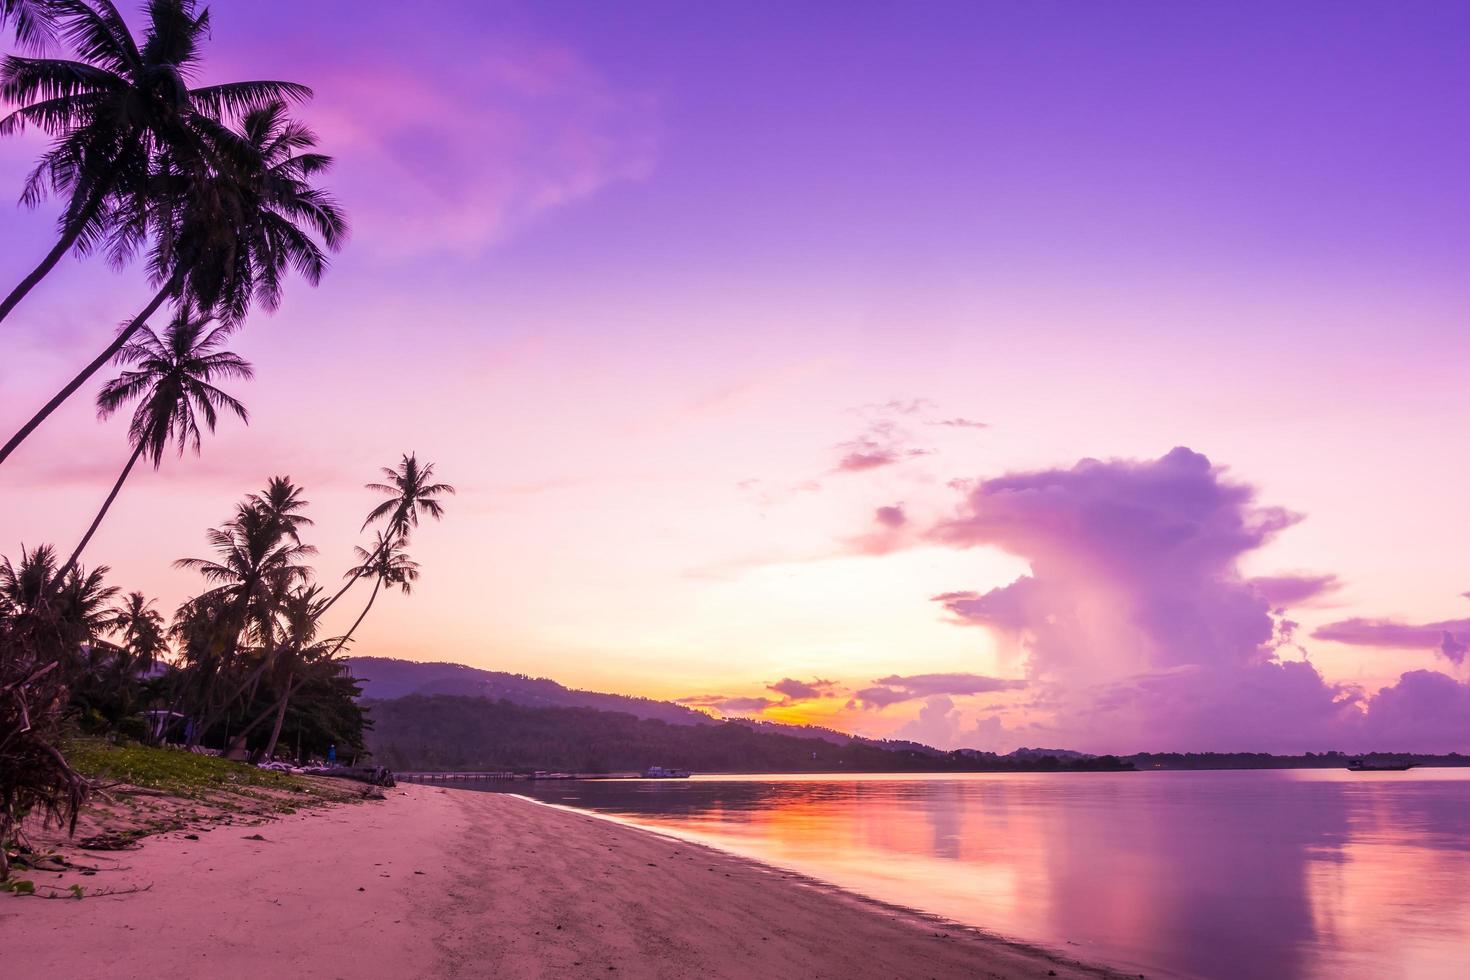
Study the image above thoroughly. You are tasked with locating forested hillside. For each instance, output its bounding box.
[365,695,1132,773]
[347,657,711,725]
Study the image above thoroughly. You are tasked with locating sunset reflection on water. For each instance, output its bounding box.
[503,770,1470,979]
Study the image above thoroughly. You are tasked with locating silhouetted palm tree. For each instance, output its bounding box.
[322,455,452,614]
[0,0,55,48]
[0,544,59,622]
[108,590,165,676]
[0,0,310,324]
[0,545,112,647]
[329,532,418,657]
[0,60,341,470]
[248,476,313,544]
[174,501,312,742]
[256,583,325,760]
[54,309,251,584]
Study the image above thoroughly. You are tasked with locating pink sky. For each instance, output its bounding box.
[2,1,1469,752]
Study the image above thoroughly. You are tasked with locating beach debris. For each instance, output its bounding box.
[242,833,267,841]
[77,831,144,851]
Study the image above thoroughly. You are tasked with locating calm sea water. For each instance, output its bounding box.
[492,769,1470,979]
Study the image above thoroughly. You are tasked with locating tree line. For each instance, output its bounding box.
[0,2,451,879]
[367,695,1134,774]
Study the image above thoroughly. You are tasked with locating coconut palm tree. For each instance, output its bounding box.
[0,0,311,324]
[0,545,113,648]
[321,455,452,614]
[53,309,251,585]
[328,532,418,657]
[108,590,165,676]
[174,501,312,743]
[1,0,56,49]
[254,583,325,760]
[0,79,341,470]
[248,476,313,544]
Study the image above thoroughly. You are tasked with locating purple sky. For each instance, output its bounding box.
[2,1,1469,751]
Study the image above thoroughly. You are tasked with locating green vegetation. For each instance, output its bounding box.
[368,695,1134,774]
[65,740,307,797]
[0,3,452,879]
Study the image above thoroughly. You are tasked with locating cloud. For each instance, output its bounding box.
[1249,573,1341,610]
[851,672,1026,709]
[874,505,908,529]
[1312,616,1470,666]
[1361,670,1470,749]
[767,677,838,701]
[929,418,989,430]
[833,419,930,475]
[843,504,914,557]
[677,694,776,715]
[311,42,658,258]
[926,447,1470,751]
[679,676,840,718]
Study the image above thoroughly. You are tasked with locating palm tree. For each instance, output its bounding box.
[248,476,313,544]
[174,501,312,743]
[255,583,324,760]
[0,64,341,470]
[108,590,165,676]
[321,455,452,615]
[0,0,56,49]
[0,0,311,324]
[52,561,117,643]
[328,532,418,657]
[53,309,250,585]
[0,545,113,648]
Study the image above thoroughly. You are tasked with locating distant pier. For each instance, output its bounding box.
[397,771,518,784]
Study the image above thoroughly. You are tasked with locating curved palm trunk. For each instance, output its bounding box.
[0,280,174,467]
[318,508,404,616]
[260,670,296,761]
[53,443,145,586]
[229,671,301,758]
[0,184,109,326]
[330,577,381,657]
[0,228,83,325]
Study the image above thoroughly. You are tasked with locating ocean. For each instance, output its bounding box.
[495,768,1470,979]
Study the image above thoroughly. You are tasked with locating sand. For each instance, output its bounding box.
[0,784,1129,979]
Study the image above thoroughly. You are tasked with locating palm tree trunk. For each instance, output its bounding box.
[0,184,109,326]
[329,577,381,657]
[0,279,174,468]
[53,443,145,586]
[229,672,301,757]
[260,669,295,761]
[318,508,404,616]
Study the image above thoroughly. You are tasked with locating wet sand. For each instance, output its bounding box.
[0,784,1129,978]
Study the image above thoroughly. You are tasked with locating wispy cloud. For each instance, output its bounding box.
[310,42,658,258]
[1313,615,1470,666]
[850,672,1026,709]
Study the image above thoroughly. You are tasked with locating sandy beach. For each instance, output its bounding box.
[0,784,1128,979]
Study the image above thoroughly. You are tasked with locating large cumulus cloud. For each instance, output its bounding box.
[928,447,1470,752]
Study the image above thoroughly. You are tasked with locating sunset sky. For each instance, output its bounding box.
[2,1,1468,753]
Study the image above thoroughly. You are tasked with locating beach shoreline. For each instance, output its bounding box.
[1,784,1134,978]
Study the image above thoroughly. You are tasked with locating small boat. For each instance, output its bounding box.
[1346,759,1417,772]
[642,766,691,779]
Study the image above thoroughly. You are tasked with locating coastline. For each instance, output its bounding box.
[1,784,1135,978]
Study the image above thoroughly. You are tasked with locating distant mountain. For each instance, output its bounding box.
[345,657,712,727]
[364,694,1134,774]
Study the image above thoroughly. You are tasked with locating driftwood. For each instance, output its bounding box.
[311,765,396,788]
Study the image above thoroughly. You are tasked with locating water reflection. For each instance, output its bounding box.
[489,770,1470,979]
